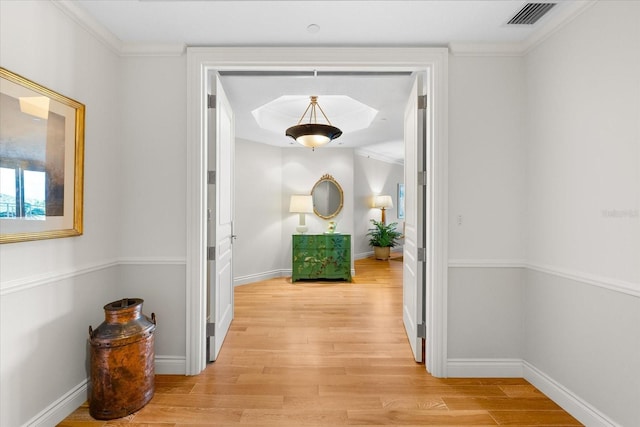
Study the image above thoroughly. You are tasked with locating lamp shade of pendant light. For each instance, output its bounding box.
[285,96,342,149]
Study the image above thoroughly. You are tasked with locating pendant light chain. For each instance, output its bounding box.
[295,96,333,126]
[314,99,333,126]
[286,95,342,148]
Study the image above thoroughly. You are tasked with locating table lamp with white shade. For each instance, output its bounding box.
[289,195,314,233]
[373,195,393,224]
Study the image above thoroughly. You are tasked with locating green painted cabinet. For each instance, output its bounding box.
[292,234,351,282]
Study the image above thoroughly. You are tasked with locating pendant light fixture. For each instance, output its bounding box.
[285,96,342,149]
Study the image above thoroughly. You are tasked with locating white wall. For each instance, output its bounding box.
[525,2,640,283]
[448,56,526,262]
[0,2,122,425]
[447,54,527,369]
[281,147,355,271]
[234,142,405,282]
[523,2,640,426]
[119,56,187,259]
[118,56,188,370]
[234,138,283,283]
[353,154,404,257]
[3,2,638,426]
[0,1,122,282]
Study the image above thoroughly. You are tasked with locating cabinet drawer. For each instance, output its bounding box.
[292,234,351,282]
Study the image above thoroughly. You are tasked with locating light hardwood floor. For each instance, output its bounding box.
[60,254,582,426]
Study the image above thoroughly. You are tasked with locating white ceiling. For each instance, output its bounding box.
[70,0,591,163]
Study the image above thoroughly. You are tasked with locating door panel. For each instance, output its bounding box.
[403,75,425,363]
[207,73,235,362]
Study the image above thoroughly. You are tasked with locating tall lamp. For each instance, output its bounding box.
[373,195,393,224]
[289,195,314,234]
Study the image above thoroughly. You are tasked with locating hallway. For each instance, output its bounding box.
[60,255,581,426]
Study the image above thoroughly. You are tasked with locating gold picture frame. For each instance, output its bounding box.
[0,68,85,243]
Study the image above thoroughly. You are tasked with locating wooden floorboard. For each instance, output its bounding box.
[59,254,582,426]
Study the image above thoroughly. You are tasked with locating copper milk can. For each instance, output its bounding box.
[89,298,156,420]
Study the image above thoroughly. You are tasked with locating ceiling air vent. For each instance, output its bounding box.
[507,3,556,25]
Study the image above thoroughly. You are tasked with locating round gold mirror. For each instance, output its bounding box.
[311,174,344,219]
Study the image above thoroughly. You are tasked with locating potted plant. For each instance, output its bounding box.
[367,219,402,260]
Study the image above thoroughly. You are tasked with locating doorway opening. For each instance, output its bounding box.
[186,47,449,378]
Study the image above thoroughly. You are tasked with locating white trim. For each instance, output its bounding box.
[426,49,449,378]
[449,43,525,57]
[450,1,598,57]
[118,257,187,265]
[524,361,621,427]
[0,259,119,296]
[53,1,184,57]
[23,353,185,426]
[0,258,190,296]
[520,0,599,55]
[185,52,208,376]
[354,148,404,166]
[155,355,187,375]
[447,260,639,298]
[354,248,402,261]
[120,43,186,57]
[526,262,640,298]
[234,269,287,286]
[354,251,374,260]
[24,380,87,427]
[447,358,623,426]
[51,0,123,55]
[186,46,449,378]
[53,0,596,59]
[447,358,524,378]
[448,259,526,268]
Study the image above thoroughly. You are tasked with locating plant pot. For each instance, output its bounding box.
[373,246,391,260]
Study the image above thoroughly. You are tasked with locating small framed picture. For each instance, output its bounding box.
[397,183,405,219]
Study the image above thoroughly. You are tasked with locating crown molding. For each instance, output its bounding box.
[120,43,186,57]
[54,0,598,58]
[52,0,185,57]
[450,0,598,57]
[449,42,526,57]
[51,0,123,55]
[520,0,598,55]
[355,148,404,166]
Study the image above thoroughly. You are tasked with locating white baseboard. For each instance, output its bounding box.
[234,269,288,286]
[355,248,403,261]
[448,259,526,268]
[25,355,185,426]
[523,361,621,427]
[155,355,186,375]
[447,358,524,378]
[25,380,88,427]
[448,359,621,426]
[354,251,373,260]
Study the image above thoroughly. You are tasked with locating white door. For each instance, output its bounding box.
[403,75,426,362]
[206,73,235,362]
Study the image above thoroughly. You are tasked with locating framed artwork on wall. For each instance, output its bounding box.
[0,68,85,243]
[397,183,405,219]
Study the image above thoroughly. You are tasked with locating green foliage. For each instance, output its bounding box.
[366,219,402,247]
